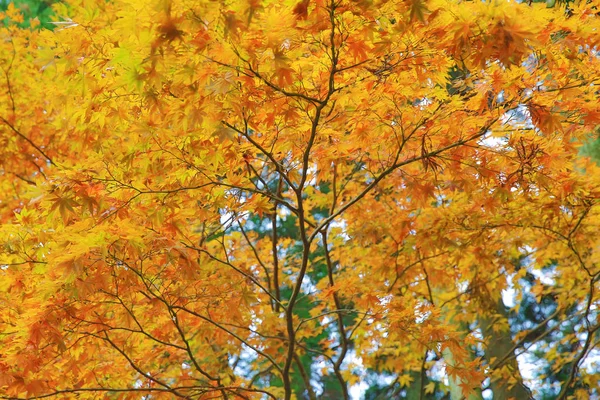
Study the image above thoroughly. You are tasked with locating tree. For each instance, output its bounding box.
[1,0,600,399]
[0,0,60,29]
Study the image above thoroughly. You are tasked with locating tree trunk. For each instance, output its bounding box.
[479,300,533,400]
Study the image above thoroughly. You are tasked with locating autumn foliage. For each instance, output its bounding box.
[1,0,600,399]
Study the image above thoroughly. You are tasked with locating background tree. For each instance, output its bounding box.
[0,0,59,28]
[1,0,600,399]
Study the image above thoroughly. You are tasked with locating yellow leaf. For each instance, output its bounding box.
[398,374,414,388]
[425,381,436,394]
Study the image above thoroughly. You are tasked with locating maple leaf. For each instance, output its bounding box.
[293,0,310,20]
[222,10,245,37]
[528,103,563,134]
[425,381,436,394]
[347,40,371,62]
[49,194,80,223]
[272,49,295,87]
[398,373,414,387]
[407,0,428,22]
